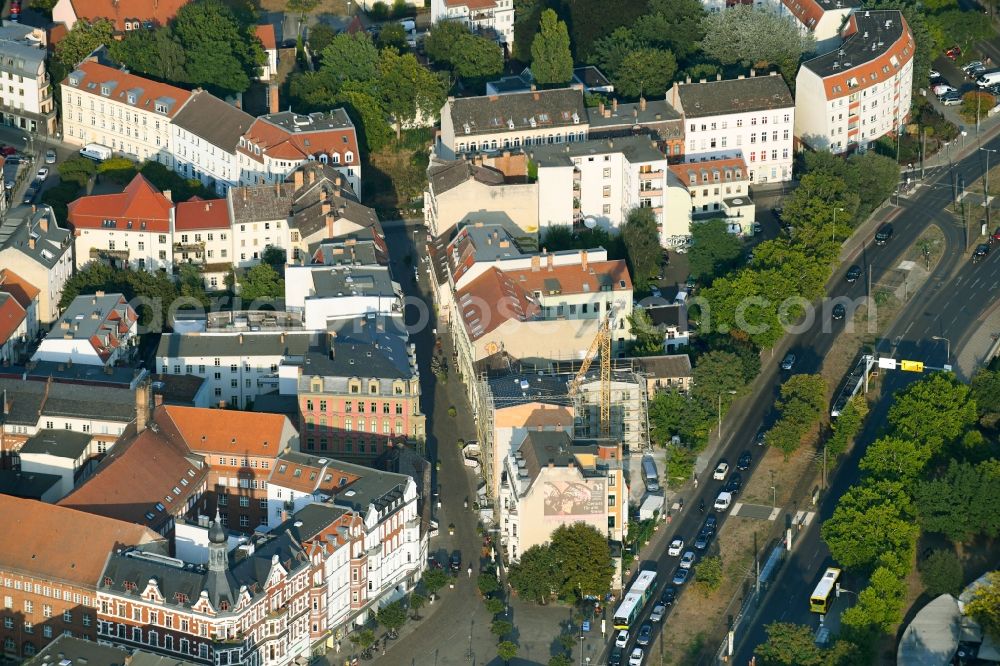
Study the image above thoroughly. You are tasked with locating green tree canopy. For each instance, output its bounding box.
[508,544,556,603]
[587,27,639,78]
[308,22,337,53]
[965,571,1000,639]
[775,374,827,431]
[58,156,97,187]
[691,349,751,410]
[820,480,918,571]
[840,565,907,632]
[239,263,284,300]
[320,33,380,86]
[55,18,115,67]
[421,568,448,596]
[376,49,447,139]
[887,373,978,453]
[753,622,826,666]
[844,152,900,224]
[530,9,573,86]
[858,436,931,483]
[425,21,504,80]
[918,549,964,597]
[376,600,407,635]
[108,28,187,82]
[549,523,613,601]
[626,308,665,357]
[645,0,706,60]
[171,0,264,96]
[622,207,662,290]
[649,389,711,448]
[496,640,518,664]
[971,367,1000,423]
[695,555,723,594]
[60,262,179,328]
[377,23,408,51]
[688,219,745,283]
[613,47,677,99]
[913,460,1000,542]
[700,5,814,78]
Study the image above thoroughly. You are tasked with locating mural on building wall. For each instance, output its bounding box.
[542,479,605,517]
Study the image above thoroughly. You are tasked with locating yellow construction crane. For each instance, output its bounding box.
[569,304,618,439]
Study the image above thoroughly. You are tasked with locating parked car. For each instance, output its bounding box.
[846,264,862,283]
[45,149,56,164]
[22,185,37,204]
[637,624,653,647]
[963,60,984,72]
[449,550,461,572]
[946,45,962,59]
[679,551,696,569]
[929,68,941,79]
[35,167,49,181]
[832,303,847,320]
[973,243,990,263]
[672,567,690,585]
[615,630,629,649]
[629,647,644,666]
[694,528,714,551]
[649,603,667,623]
[724,473,743,495]
[667,538,684,557]
[967,65,987,79]
[933,83,957,96]
[0,145,16,157]
[714,491,733,512]
[781,353,796,371]
[704,515,718,532]
[991,227,1000,242]
[753,429,767,446]
[712,460,729,481]
[609,646,624,666]
[737,451,752,471]
[3,180,12,190]
[940,92,962,106]
[660,587,677,605]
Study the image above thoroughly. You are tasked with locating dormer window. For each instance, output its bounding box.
[344,151,353,164]
[101,85,111,96]
[155,102,168,113]
[127,93,136,104]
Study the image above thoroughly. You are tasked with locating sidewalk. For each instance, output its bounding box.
[954,300,1000,381]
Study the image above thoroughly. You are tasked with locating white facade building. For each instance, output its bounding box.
[429,0,515,45]
[795,9,914,153]
[0,24,57,134]
[0,205,74,326]
[33,292,137,367]
[171,90,255,196]
[285,265,402,331]
[668,156,756,234]
[667,73,796,184]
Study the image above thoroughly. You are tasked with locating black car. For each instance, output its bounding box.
[832,303,847,320]
[637,623,653,646]
[694,528,714,551]
[845,264,862,283]
[660,586,677,605]
[724,472,743,495]
[737,451,751,471]
[449,550,461,572]
[973,243,990,263]
[704,515,718,532]
[22,185,37,205]
[874,224,893,246]
[609,646,624,666]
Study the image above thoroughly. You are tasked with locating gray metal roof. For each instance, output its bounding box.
[586,98,681,130]
[428,160,505,195]
[485,372,571,407]
[172,90,255,152]
[27,635,170,666]
[269,502,348,544]
[19,428,93,459]
[299,317,415,381]
[672,74,794,118]
[309,265,397,299]
[0,376,137,425]
[156,331,318,359]
[0,468,61,499]
[632,354,692,378]
[526,134,665,167]
[261,109,354,133]
[0,31,46,79]
[274,449,411,516]
[448,87,587,137]
[0,204,72,270]
[802,9,908,79]
[47,292,130,343]
[897,594,961,666]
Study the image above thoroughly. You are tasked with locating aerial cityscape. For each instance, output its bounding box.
[0,0,997,664]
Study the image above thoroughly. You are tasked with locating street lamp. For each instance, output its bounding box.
[717,390,737,435]
[932,335,951,364]
[832,206,845,243]
[980,147,999,229]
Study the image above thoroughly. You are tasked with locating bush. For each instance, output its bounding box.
[58,156,96,187]
[695,555,723,594]
[368,1,389,20]
[477,573,499,596]
[485,597,505,615]
[919,549,964,597]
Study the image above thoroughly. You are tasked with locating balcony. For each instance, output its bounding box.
[639,188,663,197]
[638,170,663,181]
[90,247,129,260]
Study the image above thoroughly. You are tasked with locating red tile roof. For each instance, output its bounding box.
[0,293,26,345]
[819,14,914,99]
[0,268,41,310]
[779,0,825,31]
[174,198,230,231]
[445,0,497,8]
[67,61,192,120]
[239,117,360,167]
[0,495,163,587]
[255,23,276,50]
[161,405,291,458]
[504,258,633,296]
[669,156,748,188]
[66,0,190,32]
[455,267,539,341]
[67,173,173,233]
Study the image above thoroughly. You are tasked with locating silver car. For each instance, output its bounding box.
[780,353,796,370]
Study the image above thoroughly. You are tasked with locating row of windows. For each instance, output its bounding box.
[305,400,407,415]
[1,581,89,607]
[457,130,587,153]
[305,417,405,435]
[688,113,791,132]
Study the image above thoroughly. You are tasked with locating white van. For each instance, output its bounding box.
[977,71,1000,88]
[714,491,733,512]
[79,143,112,161]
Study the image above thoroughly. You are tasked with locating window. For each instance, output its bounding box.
[24,600,32,613]
[602,185,611,198]
[239,496,250,507]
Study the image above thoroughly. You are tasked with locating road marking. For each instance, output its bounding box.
[732,502,744,513]
[793,510,817,527]
[902,322,914,338]
[769,508,781,521]
[971,278,981,289]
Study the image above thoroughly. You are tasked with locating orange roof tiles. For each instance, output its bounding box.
[161,405,290,458]
[669,156,748,188]
[0,268,40,309]
[174,198,230,231]
[0,495,162,586]
[0,293,26,345]
[455,267,539,341]
[270,456,361,495]
[779,0,825,31]
[67,174,173,233]
[66,0,189,31]
[813,14,914,99]
[255,24,276,50]
[504,259,633,296]
[67,61,192,120]
[238,116,360,167]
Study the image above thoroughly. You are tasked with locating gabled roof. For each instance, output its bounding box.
[447,87,587,137]
[65,61,191,119]
[174,197,230,231]
[454,267,539,341]
[63,0,189,31]
[255,23,276,50]
[0,204,72,270]
[0,292,26,345]
[171,90,255,153]
[669,156,748,189]
[632,354,692,378]
[503,258,633,297]
[160,404,292,458]
[0,267,40,309]
[238,111,359,166]
[67,173,173,233]
[428,159,505,195]
[0,493,162,586]
[668,74,794,118]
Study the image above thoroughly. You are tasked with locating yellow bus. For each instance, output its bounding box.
[810,567,841,614]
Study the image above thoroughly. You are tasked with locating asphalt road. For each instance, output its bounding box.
[606,132,1000,665]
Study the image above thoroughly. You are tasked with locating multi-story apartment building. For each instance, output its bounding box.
[52,0,188,32]
[0,204,73,325]
[573,368,649,452]
[429,0,515,46]
[666,73,796,184]
[498,432,627,581]
[32,292,137,367]
[237,111,361,196]
[96,515,313,666]
[795,9,913,154]
[286,319,424,460]
[173,196,232,290]
[667,156,755,234]
[29,635,201,666]
[527,135,679,242]
[0,269,39,346]
[61,61,191,163]
[171,90,254,196]
[67,174,174,271]
[585,97,685,160]
[156,331,316,409]
[437,88,588,160]
[284,265,401,330]
[0,495,164,662]
[0,292,28,366]
[768,0,858,54]
[0,24,56,134]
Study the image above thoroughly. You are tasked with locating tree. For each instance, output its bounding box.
[549,524,613,601]
[530,9,573,86]
[887,373,977,453]
[560,0,648,62]
[308,22,337,53]
[691,350,751,408]
[239,263,284,300]
[645,0,706,61]
[613,48,677,99]
[376,49,447,139]
[377,23,408,51]
[287,0,320,16]
[55,18,115,67]
[844,152,900,224]
[376,600,407,637]
[840,565,907,632]
[477,573,499,597]
[622,207,662,289]
[422,568,448,599]
[548,655,573,666]
[485,597,505,615]
[425,21,504,80]
[914,460,1000,542]
[171,0,264,96]
[965,571,1000,639]
[58,156,96,187]
[688,219,745,283]
[509,544,556,603]
[512,0,544,63]
[918,549,964,597]
[496,640,518,665]
[408,592,427,619]
[491,619,514,640]
[826,394,868,458]
[649,389,712,449]
[775,374,826,431]
[701,6,814,77]
[960,91,996,124]
[320,33,379,87]
[336,85,394,153]
[626,308,665,357]
[820,480,918,571]
[858,436,931,483]
[695,555,723,594]
[178,263,209,304]
[588,28,639,78]
[754,622,826,666]
[925,9,994,53]
[59,262,179,328]
[971,368,1000,420]
[349,628,376,654]
[96,157,139,185]
[109,28,187,82]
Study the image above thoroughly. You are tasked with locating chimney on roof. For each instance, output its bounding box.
[38,213,48,233]
[238,333,244,345]
[598,102,605,115]
[319,188,327,202]
[309,169,316,185]
[28,237,34,250]
[335,175,342,187]
[327,330,336,359]
[530,84,537,92]
[294,170,304,191]
[326,213,334,238]
[581,249,588,272]
[268,83,280,115]
[685,75,691,84]
[135,379,151,434]
[95,290,105,297]
[546,253,553,271]
[31,205,36,214]
[531,255,540,272]
[321,202,331,216]
[717,72,722,81]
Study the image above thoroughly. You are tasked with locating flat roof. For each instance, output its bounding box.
[526,134,665,167]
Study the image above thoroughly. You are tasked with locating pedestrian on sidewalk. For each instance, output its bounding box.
[467,565,473,578]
